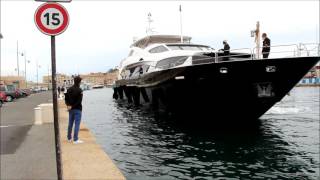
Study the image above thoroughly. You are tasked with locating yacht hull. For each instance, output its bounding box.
[114,57,319,120]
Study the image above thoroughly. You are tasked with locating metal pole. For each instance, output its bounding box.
[48,65,50,90]
[17,41,20,76]
[179,5,183,43]
[51,35,63,180]
[36,61,39,87]
[255,21,260,59]
[24,53,27,88]
[0,33,3,84]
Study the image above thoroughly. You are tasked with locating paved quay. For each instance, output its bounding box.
[1,91,125,180]
[0,91,57,180]
[58,100,126,180]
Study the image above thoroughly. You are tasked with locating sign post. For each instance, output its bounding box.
[35,3,69,180]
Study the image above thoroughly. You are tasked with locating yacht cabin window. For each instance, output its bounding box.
[122,64,151,79]
[130,65,150,78]
[149,45,169,53]
[156,56,188,69]
[167,45,212,51]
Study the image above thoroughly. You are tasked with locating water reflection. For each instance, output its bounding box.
[83,88,319,180]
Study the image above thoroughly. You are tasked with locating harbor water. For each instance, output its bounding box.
[82,87,319,179]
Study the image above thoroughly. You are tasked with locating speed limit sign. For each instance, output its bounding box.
[34,3,69,180]
[35,3,69,36]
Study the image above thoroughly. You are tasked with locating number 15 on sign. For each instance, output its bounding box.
[35,3,69,36]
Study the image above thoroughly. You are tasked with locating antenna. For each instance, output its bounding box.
[252,21,260,59]
[146,13,155,35]
[179,5,183,43]
[316,23,319,44]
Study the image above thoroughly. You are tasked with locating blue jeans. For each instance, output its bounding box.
[67,109,82,141]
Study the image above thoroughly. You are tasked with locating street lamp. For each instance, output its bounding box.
[20,52,31,88]
[17,41,20,76]
[36,61,41,88]
[47,66,51,90]
[16,42,26,77]
[0,33,3,83]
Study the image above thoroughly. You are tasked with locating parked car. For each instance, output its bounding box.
[31,87,41,93]
[16,89,28,97]
[21,89,32,96]
[0,91,6,107]
[40,87,49,91]
[15,89,23,98]
[0,85,18,102]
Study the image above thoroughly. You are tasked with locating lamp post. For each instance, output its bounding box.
[36,61,41,88]
[16,41,20,76]
[0,33,3,83]
[48,66,52,90]
[21,52,30,88]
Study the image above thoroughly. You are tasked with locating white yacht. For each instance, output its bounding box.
[113,34,319,121]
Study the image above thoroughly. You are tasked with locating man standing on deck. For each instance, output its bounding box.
[65,76,83,144]
[262,33,271,58]
[220,40,230,61]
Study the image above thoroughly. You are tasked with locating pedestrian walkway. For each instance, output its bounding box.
[58,100,126,180]
[0,92,57,179]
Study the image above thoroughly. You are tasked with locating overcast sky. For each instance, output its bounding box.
[0,0,319,82]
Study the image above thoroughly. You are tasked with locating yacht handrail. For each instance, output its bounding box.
[193,43,319,63]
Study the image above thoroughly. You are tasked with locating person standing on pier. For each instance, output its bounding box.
[262,33,271,58]
[58,86,61,98]
[65,76,84,144]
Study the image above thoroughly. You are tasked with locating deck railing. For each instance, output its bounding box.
[215,43,320,62]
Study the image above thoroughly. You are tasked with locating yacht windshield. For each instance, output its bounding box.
[149,45,169,53]
[167,45,211,51]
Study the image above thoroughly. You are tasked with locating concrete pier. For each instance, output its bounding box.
[0,92,57,179]
[1,92,125,180]
[58,100,126,180]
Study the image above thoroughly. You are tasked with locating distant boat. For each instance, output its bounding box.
[92,84,104,89]
[105,84,114,88]
[80,83,91,91]
[297,77,320,86]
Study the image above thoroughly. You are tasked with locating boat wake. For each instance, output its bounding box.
[266,106,310,115]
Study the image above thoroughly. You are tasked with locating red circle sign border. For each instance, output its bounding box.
[35,3,69,36]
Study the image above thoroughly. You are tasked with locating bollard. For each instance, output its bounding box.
[34,107,42,125]
[38,103,53,123]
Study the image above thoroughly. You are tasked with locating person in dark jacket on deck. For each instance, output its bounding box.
[220,40,230,61]
[65,76,83,144]
[262,33,271,58]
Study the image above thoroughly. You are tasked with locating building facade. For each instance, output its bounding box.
[43,73,74,88]
[0,76,26,88]
[80,71,118,86]
[42,70,119,88]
